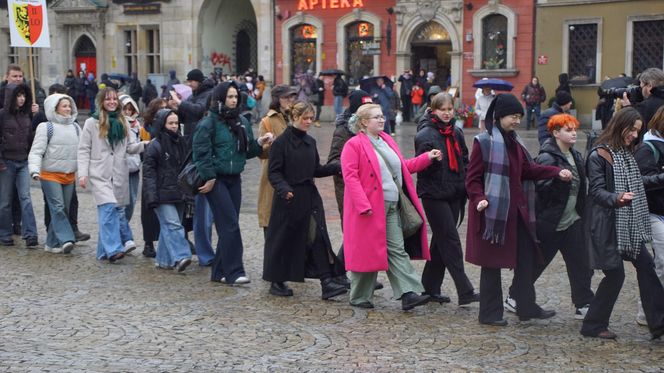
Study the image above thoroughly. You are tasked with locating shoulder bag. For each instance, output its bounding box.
[372,142,423,238]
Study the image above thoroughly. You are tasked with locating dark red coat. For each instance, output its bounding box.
[465,138,560,269]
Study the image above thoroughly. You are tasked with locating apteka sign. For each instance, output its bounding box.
[8,0,50,48]
[298,0,364,11]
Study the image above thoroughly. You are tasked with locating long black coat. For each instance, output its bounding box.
[535,138,586,241]
[634,138,664,216]
[585,146,664,270]
[263,126,342,282]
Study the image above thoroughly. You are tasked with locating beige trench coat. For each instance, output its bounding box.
[257,109,288,227]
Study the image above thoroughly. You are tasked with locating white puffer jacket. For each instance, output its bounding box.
[28,94,81,177]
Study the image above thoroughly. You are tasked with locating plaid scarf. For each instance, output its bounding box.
[608,147,652,259]
[477,130,537,245]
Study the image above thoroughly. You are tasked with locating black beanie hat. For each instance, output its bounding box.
[348,89,373,114]
[485,93,523,134]
[186,69,205,83]
[555,91,573,106]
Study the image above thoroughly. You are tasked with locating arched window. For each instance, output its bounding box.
[481,14,507,70]
[345,21,375,86]
[290,23,317,84]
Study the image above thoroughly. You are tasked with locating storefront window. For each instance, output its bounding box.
[346,21,374,86]
[481,14,507,70]
[290,23,317,84]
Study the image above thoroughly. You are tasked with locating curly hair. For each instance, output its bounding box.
[546,113,580,133]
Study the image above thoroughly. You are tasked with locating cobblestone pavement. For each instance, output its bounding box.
[1,121,663,372]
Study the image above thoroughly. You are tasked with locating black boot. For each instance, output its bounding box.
[321,277,347,300]
[269,282,293,297]
[142,241,156,258]
[74,229,91,242]
[332,275,351,289]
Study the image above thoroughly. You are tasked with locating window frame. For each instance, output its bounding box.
[562,18,602,86]
[143,26,161,74]
[123,28,138,76]
[281,12,323,87]
[471,4,517,76]
[336,10,382,86]
[625,15,664,78]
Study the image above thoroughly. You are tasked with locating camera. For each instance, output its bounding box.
[598,84,643,103]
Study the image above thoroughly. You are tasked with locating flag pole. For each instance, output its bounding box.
[28,46,36,99]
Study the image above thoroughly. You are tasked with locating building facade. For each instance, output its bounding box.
[536,0,664,125]
[1,0,274,89]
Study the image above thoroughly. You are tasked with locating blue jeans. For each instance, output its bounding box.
[526,104,541,130]
[41,180,75,247]
[125,171,140,221]
[193,193,214,266]
[334,95,344,116]
[154,203,191,268]
[0,160,37,241]
[205,175,245,282]
[96,203,133,259]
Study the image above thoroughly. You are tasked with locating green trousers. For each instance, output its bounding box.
[349,201,424,304]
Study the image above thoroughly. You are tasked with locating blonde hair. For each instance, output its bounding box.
[349,104,382,134]
[95,87,128,139]
[285,101,316,123]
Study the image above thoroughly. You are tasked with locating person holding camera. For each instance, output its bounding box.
[620,67,664,139]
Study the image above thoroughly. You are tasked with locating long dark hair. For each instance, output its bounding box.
[143,98,167,127]
[595,107,643,152]
[5,84,32,115]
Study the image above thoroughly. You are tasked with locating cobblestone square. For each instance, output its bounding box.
[1,123,662,372]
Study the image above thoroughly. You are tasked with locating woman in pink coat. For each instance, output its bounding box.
[341,104,442,310]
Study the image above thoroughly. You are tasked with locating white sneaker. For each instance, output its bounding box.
[234,276,251,284]
[123,240,137,254]
[504,296,517,313]
[574,305,589,320]
[62,242,75,254]
[44,245,63,254]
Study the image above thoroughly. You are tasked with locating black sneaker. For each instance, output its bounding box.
[25,237,38,247]
[0,239,14,246]
[74,230,91,242]
[142,242,156,258]
[401,292,430,311]
[175,258,192,273]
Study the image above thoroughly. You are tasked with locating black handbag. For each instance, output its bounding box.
[177,151,204,196]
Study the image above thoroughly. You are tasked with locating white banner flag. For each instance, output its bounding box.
[8,0,51,48]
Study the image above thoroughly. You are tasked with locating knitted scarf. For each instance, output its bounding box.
[607,146,652,259]
[92,111,125,148]
[477,130,537,245]
[431,116,461,173]
[219,107,248,154]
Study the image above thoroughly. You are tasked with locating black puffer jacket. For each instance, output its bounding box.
[414,111,468,201]
[585,146,664,270]
[537,102,565,145]
[0,83,34,161]
[634,136,664,216]
[534,138,586,240]
[142,109,189,208]
[179,78,215,137]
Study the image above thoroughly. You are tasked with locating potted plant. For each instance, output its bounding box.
[455,105,475,128]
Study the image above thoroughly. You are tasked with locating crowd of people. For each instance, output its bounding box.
[2,62,664,341]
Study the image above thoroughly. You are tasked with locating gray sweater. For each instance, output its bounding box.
[370,135,401,202]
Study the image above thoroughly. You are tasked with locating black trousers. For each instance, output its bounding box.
[401,95,412,121]
[581,246,664,337]
[44,188,79,230]
[140,193,160,243]
[421,198,474,298]
[315,101,323,121]
[509,219,594,308]
[479,220,542,323]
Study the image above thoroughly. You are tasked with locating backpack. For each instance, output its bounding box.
[47,121,80,144]
[643,140,661,165]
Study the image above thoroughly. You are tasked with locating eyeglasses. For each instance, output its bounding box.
[368,115,386,121]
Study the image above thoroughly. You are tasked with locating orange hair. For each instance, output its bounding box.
[547,113,579,133]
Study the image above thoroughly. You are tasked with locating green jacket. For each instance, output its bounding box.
[192,111,261,181]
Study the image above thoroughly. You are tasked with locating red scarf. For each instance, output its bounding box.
[432,116,461,173]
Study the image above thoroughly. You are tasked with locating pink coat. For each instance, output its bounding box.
[341,132,432,272]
